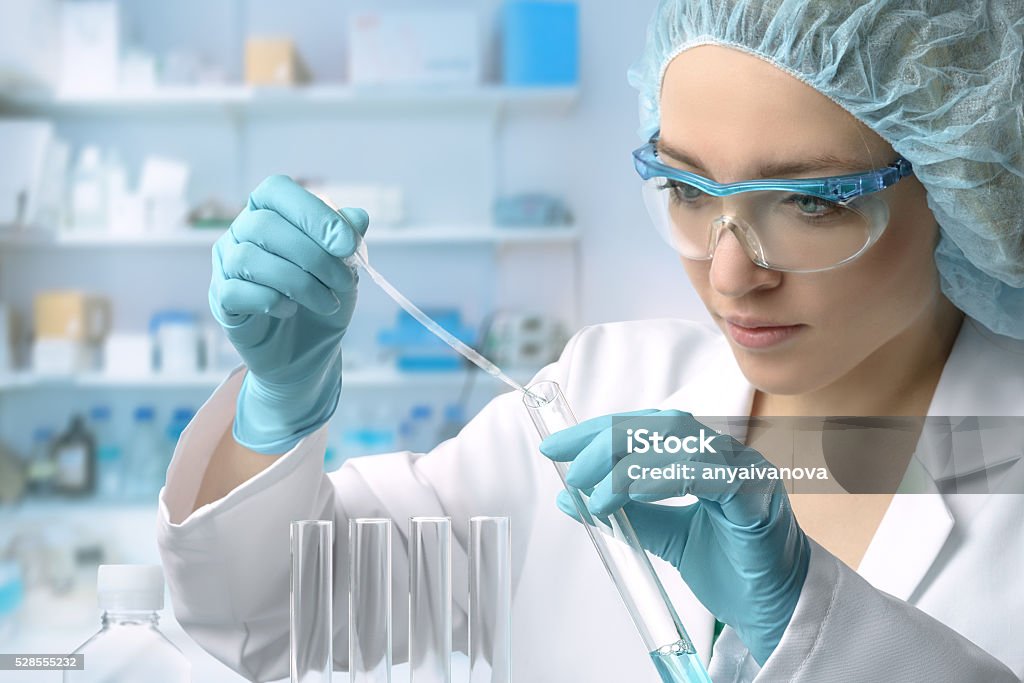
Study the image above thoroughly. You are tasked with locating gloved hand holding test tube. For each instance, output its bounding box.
[342,218,712,683]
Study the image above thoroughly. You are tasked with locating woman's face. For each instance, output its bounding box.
[659,45,944,396]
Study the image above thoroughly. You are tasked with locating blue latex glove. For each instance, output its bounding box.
[209,175,369,454]
[540,409,810,666]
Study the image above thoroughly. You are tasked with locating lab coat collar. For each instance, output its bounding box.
[656,319,1020,602]
[857,318,1024,600]
[915,319,1024,483]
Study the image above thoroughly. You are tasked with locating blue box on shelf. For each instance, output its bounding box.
[502,1,579,86]
[377,309,475,372]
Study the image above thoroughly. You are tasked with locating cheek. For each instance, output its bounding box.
[816,209,940,335]
[860,208,939,303]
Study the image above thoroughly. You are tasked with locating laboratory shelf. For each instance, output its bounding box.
[0,498,159,517]
[0,84,580,118]
[0,367,539,393]
[0,225,580,249]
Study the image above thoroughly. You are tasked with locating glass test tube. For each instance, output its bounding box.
[349,519,392,683]
[409,517,452,683]
[523,381,712,683]
[290,520,334,683]
[468,516,511,683]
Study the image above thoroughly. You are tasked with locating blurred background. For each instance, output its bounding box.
[0,0,707,679]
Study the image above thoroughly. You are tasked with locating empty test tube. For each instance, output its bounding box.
[349,519,392,683]
[409,517,452,683]
[290,520,334,683]
[468,516,511,683]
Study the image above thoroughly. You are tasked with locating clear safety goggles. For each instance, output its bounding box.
[632,134,915,272]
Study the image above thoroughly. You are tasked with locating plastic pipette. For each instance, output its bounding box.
[342,234,531,396]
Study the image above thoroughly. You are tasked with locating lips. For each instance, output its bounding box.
[722,317,806,349]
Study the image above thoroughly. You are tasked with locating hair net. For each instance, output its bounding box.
[629,0,1024,339]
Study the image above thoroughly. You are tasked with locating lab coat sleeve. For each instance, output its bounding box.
[158,342,572,681]
[157,367,335,681]
[706,540,1019,683]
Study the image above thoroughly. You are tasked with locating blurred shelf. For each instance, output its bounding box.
[0,366,539,393]
[0,497,160,516]
[0,84,580,117]
[367,226,579,245]
[0,225,580,249]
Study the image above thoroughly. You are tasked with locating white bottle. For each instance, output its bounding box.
[122,406,163,500]
[64,565,190,682]
[70,146,107,231]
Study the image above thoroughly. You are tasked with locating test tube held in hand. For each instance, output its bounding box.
[290,520,334,683]
[468,516,511,683]
[349,519,392,683]
[409,517,452,683]
[523,381,713,683]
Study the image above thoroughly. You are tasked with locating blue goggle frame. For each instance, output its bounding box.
[632,134,914,203]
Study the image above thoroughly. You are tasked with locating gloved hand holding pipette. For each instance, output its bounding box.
[209,175,369,454]
[540,409,811,667]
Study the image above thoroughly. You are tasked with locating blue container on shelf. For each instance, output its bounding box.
[502,1,579,86]
[378,309,475,372]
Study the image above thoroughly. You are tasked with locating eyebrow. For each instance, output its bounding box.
[656,139,875,179]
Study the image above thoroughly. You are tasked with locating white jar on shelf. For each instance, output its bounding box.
[150,311,199,375]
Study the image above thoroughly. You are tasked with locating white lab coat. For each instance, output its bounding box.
[158,317,1023,682]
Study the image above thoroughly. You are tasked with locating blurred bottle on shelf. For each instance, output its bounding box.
[105,148,146,236]
[165,407,195,454]
[323,438,343,472]
[64,565,190,683]
[337,404,397,459]
[70,146,108,231]
[151,311,200,374]
[89,405,122,500]
[65,145,191,235]
[0,440,27,505]
[51,415,96,497]
[0,561,24,643]
[437,403,466,442]
[201,323,241,372]
[398,417,416,454]
[0,302,12,374]
[396,403,466,452]
[25,426,56,496]
[122,406,164,501]
[139,156,190,233]
[406,404,437,452]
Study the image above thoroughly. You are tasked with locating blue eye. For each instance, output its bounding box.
[658,179,706,204]
[789,194,840,217]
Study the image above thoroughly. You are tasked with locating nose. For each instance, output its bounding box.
[708,221,781,297]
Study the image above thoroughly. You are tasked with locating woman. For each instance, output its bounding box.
[158,1,1023,680]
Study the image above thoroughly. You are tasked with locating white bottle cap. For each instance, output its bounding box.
[97,565,164,611]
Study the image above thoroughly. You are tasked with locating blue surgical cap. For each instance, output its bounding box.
[629,0,1024,339]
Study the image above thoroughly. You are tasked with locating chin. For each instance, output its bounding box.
[732,350,830,398]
